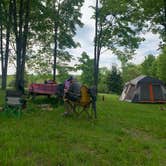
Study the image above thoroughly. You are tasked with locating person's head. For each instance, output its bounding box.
[72,77,77,83]
[67,76,73,81]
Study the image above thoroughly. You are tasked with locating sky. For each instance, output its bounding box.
[69,0,161,70]
[0,0,161,74]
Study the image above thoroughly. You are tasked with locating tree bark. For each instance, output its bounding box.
[12,0,21,89]
[20,0,30,90]
[93,0,99,118]
[53,0,59,81]
[164,0,166,41]
[2,0,12,89]
[0,0,12,89]
[94,0,99,88]
[13,0,30,91]
[0,1,4,89]
[16,0,24,90]
[96,23,103,89]
[0,23,3,78]
[53,24,58,81]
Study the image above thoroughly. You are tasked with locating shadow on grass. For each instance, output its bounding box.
[30,96,64,108]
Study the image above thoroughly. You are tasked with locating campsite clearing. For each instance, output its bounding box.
[0,93,166,166]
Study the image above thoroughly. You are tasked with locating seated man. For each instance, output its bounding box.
[63,78,81,115]
[66,78,81,102]
[64,76,73,94]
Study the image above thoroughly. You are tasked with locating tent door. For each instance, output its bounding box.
[152,84,163,101]
[140,84,150,101]
[149,84,154,102]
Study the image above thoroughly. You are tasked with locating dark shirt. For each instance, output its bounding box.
[68,82,81,95]
[67,82,81,101]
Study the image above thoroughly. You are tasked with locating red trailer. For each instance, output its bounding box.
[29,83,58,97]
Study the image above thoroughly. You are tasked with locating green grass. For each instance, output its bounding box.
[0,90,5,106]
[0,93,166,166]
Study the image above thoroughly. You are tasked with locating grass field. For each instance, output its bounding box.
[0,93,166,166]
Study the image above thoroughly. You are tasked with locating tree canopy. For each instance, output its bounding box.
[0,0,166,92]
[0,0,84,90]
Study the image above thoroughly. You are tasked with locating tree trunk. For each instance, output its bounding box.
[94,0,99,88]
[164,0,166,41]
[16,0,24,90]
[12,0,21,89]
[53,23,58,81]
[0,0,12,89]
[20,0,30,90]
[53,0,59,81]
[93,0,99,118]
[13,0,30,92]
[96,23,103,89]
[0,1,4,89]
[2,0,13,89]
[0,24,3,76]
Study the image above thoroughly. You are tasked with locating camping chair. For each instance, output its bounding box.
[4,90,26,118]
[65,85,95,118]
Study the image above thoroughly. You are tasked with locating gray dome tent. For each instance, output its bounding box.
[120,75,166,103]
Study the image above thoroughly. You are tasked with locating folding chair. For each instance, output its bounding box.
[4,90,26,118]
[65,85,94,118]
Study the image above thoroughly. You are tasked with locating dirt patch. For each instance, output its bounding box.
[0,107,3,112]
[37,104,53,111]
[123,128,153,141]
[160,106,166,111]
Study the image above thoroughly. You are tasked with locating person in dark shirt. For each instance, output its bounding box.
[64,76,73,93]
[67,78,81,101]
[63,78,81,116]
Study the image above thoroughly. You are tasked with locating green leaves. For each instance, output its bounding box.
[141,54,156,77]
[157,47,166,82]
[122,63,142,83]
[97,0,145,65]
[139,0,166,43]
[26,0,84,75]
[76,52,94,86]
[106,66,123,94]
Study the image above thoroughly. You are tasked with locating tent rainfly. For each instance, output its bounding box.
[120,75,166,103]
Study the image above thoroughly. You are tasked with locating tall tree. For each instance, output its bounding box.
[53,0,59,81]
[0,1,3,86]
[92,0,100,118]
[0,0,12,89]
[93,0,145,89]
[107,66,123,95]
[93,0,144,117]
[94,0,99,88]
[30,0,84,81]
[12,0,31,91]
[53,0,84,80]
